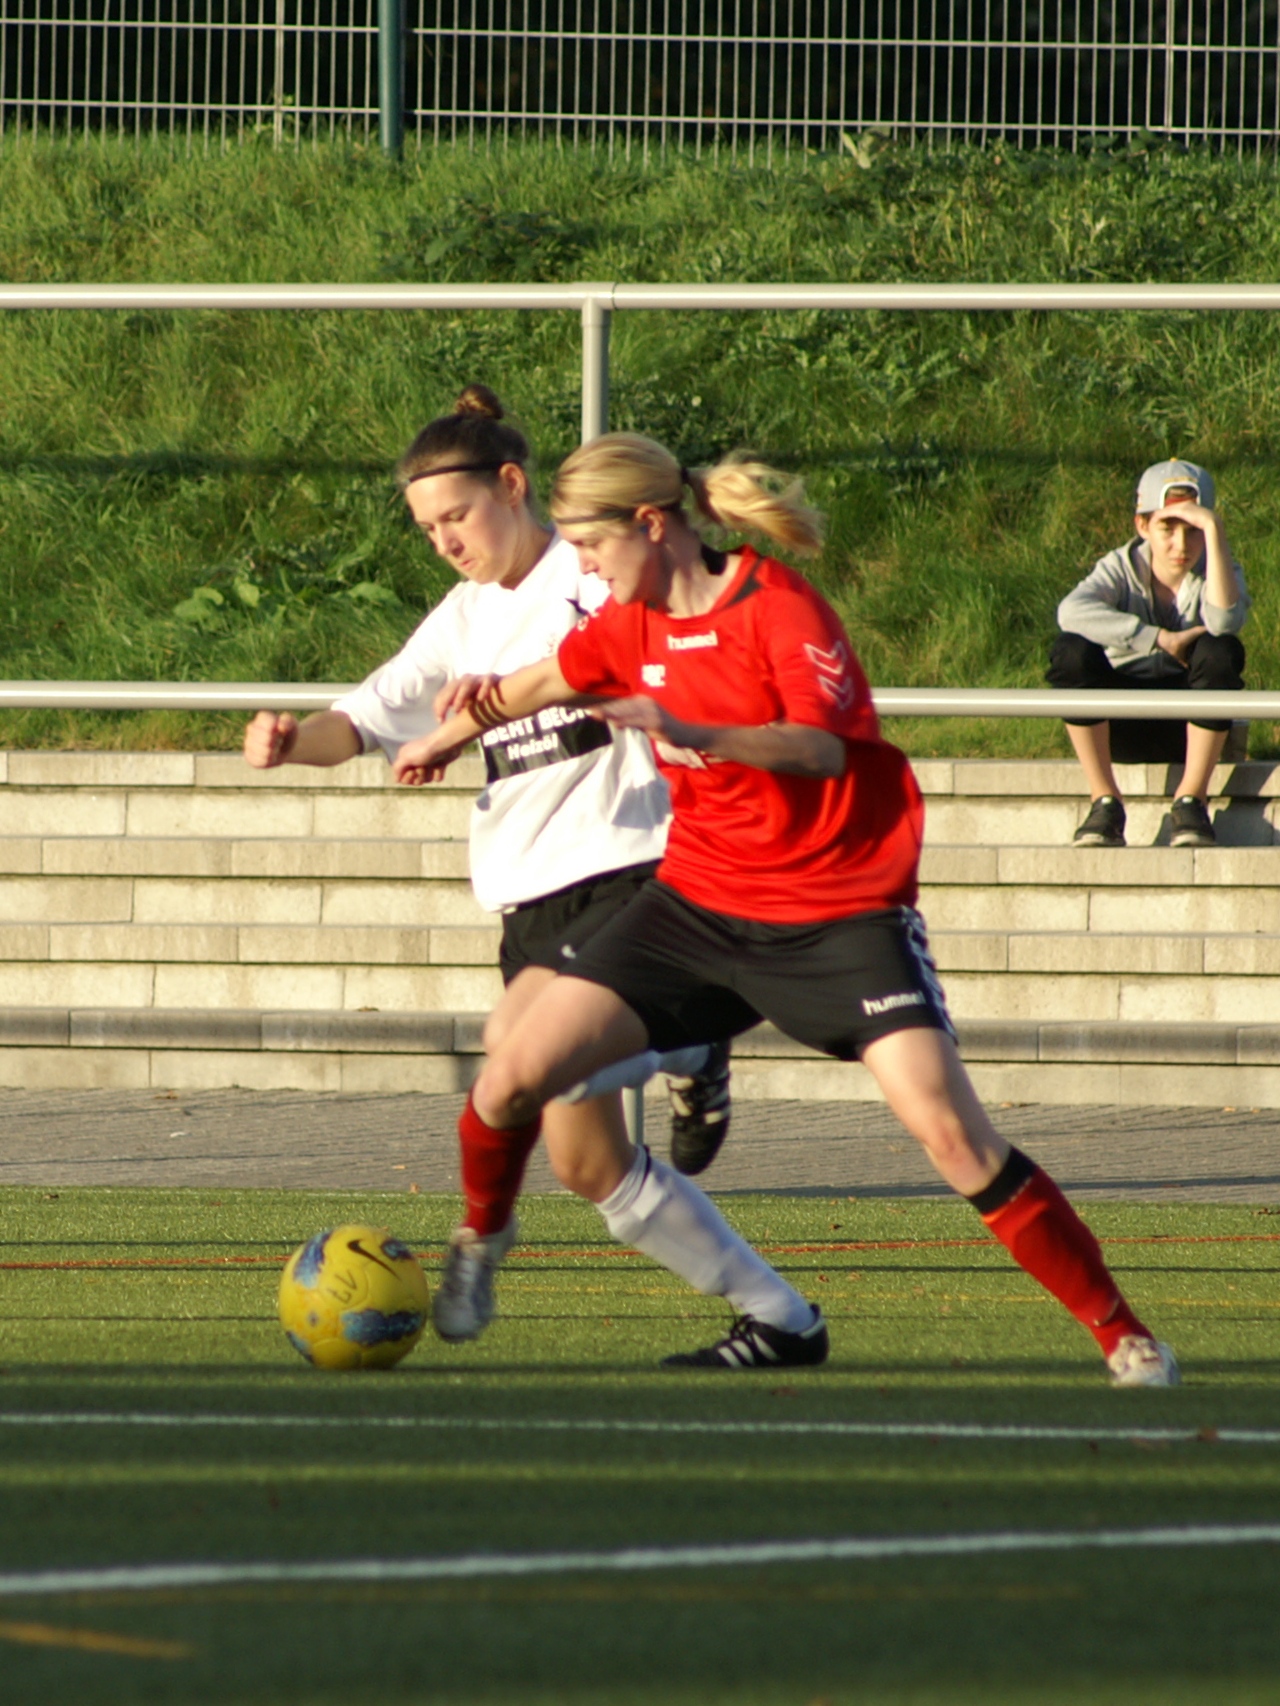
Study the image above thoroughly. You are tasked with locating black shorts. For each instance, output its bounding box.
[498,862,661,985]
[563,880,955,1058]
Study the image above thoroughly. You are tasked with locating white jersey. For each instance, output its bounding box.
[331,535,669,912]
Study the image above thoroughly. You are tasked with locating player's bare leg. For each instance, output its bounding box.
[862,1027,1177,1386]
[481,964,556,1055]
[463,976,821,1358]
[434,966,578,1343]
[860,1027,1008,1195]
[474,975,649,1125]
[542,1091,632,1201]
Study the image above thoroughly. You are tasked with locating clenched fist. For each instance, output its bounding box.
[243,709,299,768]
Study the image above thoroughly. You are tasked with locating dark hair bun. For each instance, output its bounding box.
[455,383,505,421]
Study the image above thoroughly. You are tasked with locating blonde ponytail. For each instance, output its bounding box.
[551,434,823,556]
[690,456,823,556]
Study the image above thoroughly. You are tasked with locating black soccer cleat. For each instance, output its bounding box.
[667,1039,732,1176]
[661,1306,829,1370]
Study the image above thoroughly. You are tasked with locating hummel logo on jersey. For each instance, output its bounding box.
[861,991,925,1016]
[804,640,855,709]
[667,632,719,651]
[641,663,666,687]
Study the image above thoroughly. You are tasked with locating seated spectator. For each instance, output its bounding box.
[1047,459,1249,848]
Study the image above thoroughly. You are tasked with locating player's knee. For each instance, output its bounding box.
[547,1145,608,1199]
[473,1056,542,1127]
[910,1104,981,1171]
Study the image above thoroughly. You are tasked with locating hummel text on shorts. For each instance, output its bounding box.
[861,991,926,1017]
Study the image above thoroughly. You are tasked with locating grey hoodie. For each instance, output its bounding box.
[1057,537,1249,669]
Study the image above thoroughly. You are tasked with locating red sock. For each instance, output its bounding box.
[458,1090,542,1237]
[979,1160,1149,1357]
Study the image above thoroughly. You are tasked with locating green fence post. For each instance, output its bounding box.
[378,0,405,157]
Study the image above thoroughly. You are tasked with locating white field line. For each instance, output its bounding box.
[2,1412,1279,1445]
[3,1525,1280,1600]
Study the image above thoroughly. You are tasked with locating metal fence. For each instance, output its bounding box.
[3,1,1279,156]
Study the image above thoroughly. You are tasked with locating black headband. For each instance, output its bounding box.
[403,459,512,488]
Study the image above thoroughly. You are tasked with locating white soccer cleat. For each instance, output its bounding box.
[432,1217,517,1343]
[1107,1334,1181,1388]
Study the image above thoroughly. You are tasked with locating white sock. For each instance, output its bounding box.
[555,1044,711,1105]
[597,1148,813,1333]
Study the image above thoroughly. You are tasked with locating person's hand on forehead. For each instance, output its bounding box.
[1152,490,1212,530]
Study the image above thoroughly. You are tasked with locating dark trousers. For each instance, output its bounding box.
[1046,632,1246,762]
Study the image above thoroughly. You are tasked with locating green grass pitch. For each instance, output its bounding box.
[1,1185,1278,1705]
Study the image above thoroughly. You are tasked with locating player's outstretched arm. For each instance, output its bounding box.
[243,709,362,769]
[392,657,580,785]
[432,673,502,721]
[595,698,845,778]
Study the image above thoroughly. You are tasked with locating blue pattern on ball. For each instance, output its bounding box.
[294,1230,331,1287]
[341,1309,424,1346]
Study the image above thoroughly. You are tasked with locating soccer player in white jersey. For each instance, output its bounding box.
[244,387,821,1358]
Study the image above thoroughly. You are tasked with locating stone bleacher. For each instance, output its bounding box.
[1,748,1278,1106]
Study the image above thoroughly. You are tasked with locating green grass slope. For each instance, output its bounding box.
[1,1187,1278,1703]
[2,135,1279,754]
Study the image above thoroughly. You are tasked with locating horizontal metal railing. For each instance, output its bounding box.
[9,279,1280,444]
[10,281,1280,311]
[0,683,1273,722]
[2,283,1270,729]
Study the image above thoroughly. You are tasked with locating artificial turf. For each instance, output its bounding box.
[1,1186,1277,1705]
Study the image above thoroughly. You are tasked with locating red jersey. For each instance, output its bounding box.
[556,547,923,923]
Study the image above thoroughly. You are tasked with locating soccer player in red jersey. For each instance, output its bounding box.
[394,433,1179,1385]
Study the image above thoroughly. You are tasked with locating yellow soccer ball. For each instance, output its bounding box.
[278,1223,430,1370]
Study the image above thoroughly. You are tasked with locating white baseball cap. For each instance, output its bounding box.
[1135,458,1215,514]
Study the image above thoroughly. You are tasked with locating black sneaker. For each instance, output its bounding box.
[1072,795,1126,847]
[1169,795,1216,848]
[667,1040,732,1176]
[661,1306,829,1370]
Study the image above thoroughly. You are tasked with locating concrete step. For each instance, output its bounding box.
[922,884,1279,935]
[3,1005,1279,1107]
[0,959,503,1015]
[4,750,1279,1105]
[920,844,1280,886]
[2,849,1276,945]
[3,786,474,842]
[4,754,1278,845]
[6,911,1280,980]
[0,837,471,880]
[0,872,484,925]
[0,750,487,790]
[922,794,1280,847]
